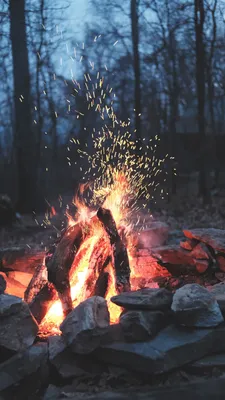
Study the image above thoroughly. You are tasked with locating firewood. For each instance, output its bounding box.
[24,263,48,304]
[29,282,57,324]
[83,237,111,299]
[46,223,83,317]
[0,247,45,274]
[97,207,131,293]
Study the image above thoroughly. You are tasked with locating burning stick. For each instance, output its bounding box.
[46,223,83,317]
[97,207,131,293]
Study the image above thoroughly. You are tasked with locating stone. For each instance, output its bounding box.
[209,283,225,317]
[60,296,110,354]
[48,335,104,379]
[217,255,225,272]
[135,222,169,249]
[152,245,195,266]
[187,353,225,372]
[183,228,225,253]
[0,274,6,294]
[194,259,209,274]
[190,243,210,260]
[0,343,48,392]
[95,324,225,375]
[0,294,38,352]
[120,310,167,341]
[111,288,173,311]
[180,239,198,251]
[171,284,224,327]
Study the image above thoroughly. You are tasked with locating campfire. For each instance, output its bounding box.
[21,170,165,336]
[0,132,172,337]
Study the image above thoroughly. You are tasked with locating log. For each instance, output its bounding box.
[46,223,83,317]
[97,207,131,293]
[24,263,48,304]
[0,247,45,274]
[83,237,111,299]
[29,282,57,324]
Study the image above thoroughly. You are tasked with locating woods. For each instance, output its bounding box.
[0,0,225,210]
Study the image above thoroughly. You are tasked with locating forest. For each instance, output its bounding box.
[1,0,225,215]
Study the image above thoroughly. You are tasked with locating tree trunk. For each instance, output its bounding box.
[9,0,37,212]
[131,0,141,141]
[194,0,211,204]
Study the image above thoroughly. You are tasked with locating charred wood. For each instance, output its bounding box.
[24,263,48,304]
[0,247,45,274]
[29,282,57,324]
[97,207,131,293]
[46,223,83,317]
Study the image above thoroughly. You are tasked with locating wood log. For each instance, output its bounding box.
[29,282,57,324]
[24,262,48,304]
[46,223,83,317]
[83,237,111,299]
[97,207,131,293]
[0,247,45,274]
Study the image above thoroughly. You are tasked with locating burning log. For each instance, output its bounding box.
[97,207,131,293]
[46,223,83,317]
[83,237,111,299]
[0,247,45,274]
[29,282,57,324]
[24,263,48,304]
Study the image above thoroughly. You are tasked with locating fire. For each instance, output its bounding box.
[39,171,133,334]
[39,126,172,334]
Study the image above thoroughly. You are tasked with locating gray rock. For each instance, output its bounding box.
[187,353,225,372]
[48,335,104,379]
[152,245,195,266]
[183,228,225,253]
[209,283,225,317]
[111,288,173,311]
[0,294,38,352]
[190,242,211,260]
[0,274,6,294]
[95,324,225,375]
[60,296,110,354]
[0,343,48,391]
[171,284,224,327]
[120,310,167,341]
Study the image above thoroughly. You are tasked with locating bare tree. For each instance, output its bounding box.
[9,0,37,211]
[131,0,142,140]
[194,0,210,203]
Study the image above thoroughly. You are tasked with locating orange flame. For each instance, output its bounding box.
[39,171,149,335]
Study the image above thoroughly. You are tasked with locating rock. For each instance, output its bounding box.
[48,335,104,379]
[209,283,225,317]
[187,353,225,372]
[95,324,225,375]
[183,228,225,253]
[0,274,6,294]
[217,255,225,272]
[120,310,167,341]
[111,288,173,311]
[0,343,48,392]
[194,259,209,274]
[60,296,110,354]
[171,284,224,327]
[0,294,38,352]
[152,245,195,266]
[180,239,198,251]
[190,243,211,260]
[136,222,169,249]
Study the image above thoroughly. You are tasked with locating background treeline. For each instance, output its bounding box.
[1,0,225,211]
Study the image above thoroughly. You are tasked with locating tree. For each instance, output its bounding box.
[131,0,142,140]
[9,0,37,212]
[194,0,211,203]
